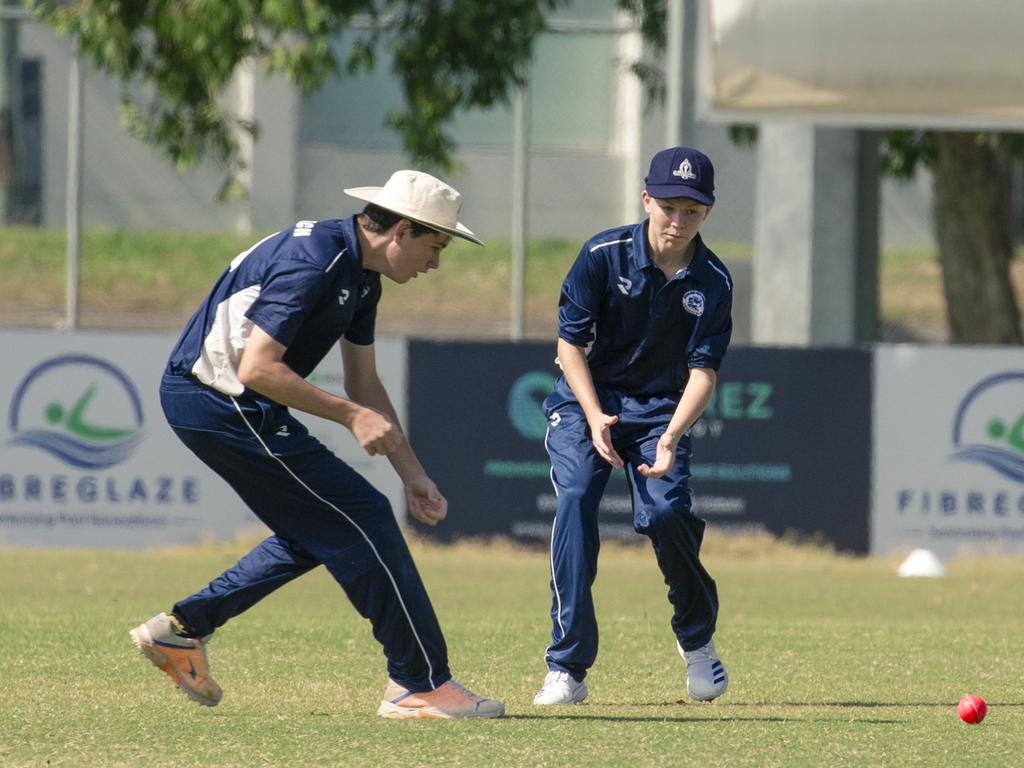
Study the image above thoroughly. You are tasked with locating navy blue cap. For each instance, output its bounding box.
[644,146,715,205]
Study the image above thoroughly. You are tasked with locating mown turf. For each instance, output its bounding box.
[1,536,1021,767]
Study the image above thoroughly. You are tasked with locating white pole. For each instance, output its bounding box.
[510,80,529,341]
[666,0,684,146]
[65,53,83,331]
[615,11,644,223]
[233,58,255,234]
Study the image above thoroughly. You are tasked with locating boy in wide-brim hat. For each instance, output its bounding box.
[130,170,504,720]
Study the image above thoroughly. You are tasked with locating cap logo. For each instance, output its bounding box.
[672,159,697,181]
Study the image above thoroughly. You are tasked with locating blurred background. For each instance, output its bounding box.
[1,0,1022,559]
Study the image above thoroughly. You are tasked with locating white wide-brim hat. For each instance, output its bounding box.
[344,170,483,245]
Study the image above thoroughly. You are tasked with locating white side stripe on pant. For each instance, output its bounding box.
[231,398,437,689]
[543,425,567,650]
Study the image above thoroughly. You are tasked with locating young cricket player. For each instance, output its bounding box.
[131,170,504,719]
[534,147,732,706]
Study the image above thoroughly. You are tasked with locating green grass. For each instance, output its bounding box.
[0,227,258,314]
[1,536,1022,767]
[0,227,744,336]
[4,224,1024,337]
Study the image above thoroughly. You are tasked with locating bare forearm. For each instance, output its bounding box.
[557,338,603,420]
[664,368,716,444]
[348,380,426,483]
[239,359,362,429]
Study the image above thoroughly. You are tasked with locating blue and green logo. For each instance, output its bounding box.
[951,371,1024,484]
[7,355,145,469]
[507,371,556,440]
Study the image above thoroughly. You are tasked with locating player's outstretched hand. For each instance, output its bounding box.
[637,434,677,479]
[588,414,624,469]
[350,406,404,456]
[406,477,448,526]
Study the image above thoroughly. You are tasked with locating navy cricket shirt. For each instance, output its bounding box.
[555,221,732,399]
[165,216,381,398]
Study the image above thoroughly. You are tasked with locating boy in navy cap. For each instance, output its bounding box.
[533,147,732,706]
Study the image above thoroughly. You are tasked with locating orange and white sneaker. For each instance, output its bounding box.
[377,678,505,719]
[129,612,223,707]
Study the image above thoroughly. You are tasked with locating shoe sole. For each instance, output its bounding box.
[130,624,221,707]
[376,700,505,719]
[687,685,727,702]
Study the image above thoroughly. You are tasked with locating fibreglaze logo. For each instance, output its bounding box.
[7,355,145,469]
[950,371,1024,484]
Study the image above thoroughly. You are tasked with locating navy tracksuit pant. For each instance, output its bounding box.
[543,386,719,681]
[159,374,451,692]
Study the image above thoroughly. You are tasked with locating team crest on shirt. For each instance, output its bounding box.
[682,290,705,316]
[617,276,632,295]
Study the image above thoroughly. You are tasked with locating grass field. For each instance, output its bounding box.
[2,535,1022,767]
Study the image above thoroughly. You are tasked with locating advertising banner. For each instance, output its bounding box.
[690,347,872,553]
[872,346,1024,556]
[0,331,406,547]
[408,342,872,552]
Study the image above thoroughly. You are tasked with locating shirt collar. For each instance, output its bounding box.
[680,233,712,284]
[629,222,712,284]
[627,221,654,273]
[341,215,365,271]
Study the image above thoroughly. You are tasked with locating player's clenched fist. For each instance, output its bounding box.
[350,406,404,455]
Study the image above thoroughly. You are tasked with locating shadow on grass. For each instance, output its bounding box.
[504,713,903,724]
[723,701,1024,709]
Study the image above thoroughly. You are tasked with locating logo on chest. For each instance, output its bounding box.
[617,276,632,296]
[682,290,705,316]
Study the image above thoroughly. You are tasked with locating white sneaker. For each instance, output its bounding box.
[533,670,588,705]
[678,639,728,701]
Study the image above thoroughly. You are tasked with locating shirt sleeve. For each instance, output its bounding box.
[245,258,327,349]
[688,287,733,370]
[557,245,607,346]
[344,278,381,346]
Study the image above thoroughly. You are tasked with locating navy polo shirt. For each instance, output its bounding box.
[165,216,381,398]
[555,221,732,399]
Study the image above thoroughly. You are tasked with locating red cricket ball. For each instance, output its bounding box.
[957,694,987,724]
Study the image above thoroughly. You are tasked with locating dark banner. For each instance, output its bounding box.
[407,342,871,553]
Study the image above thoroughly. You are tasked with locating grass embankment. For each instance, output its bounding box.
[3,225,1000,339]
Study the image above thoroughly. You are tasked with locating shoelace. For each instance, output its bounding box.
[684,645,716,664]
[448,679,483,700]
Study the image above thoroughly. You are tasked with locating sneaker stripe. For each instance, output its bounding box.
[231,398,438,689]
[152,638,195,650]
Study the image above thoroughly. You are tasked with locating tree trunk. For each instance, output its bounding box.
[931,132,1023,344]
